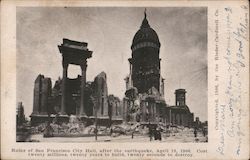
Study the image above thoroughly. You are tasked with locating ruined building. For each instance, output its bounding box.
[16,102,25,126]
[108,95,123,125]
[30,11,199,128]
[123,10,194,127]
[30,39,122,125]
[123,10,166,124]
[165,89,194,127]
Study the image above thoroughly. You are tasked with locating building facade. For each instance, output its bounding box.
[123,10,165,124]
[130,11,162,94]
[123,10,194,127]
[165,89,194,127]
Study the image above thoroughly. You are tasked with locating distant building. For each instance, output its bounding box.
[166,89,194,127]
[108,95,123,124]
[17,102,25,126]
[195,117,202,128]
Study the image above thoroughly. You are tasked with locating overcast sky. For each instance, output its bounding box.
[17,7,207,121]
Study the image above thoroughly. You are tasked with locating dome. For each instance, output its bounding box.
[182,105,190,112]
[131,11,160,50]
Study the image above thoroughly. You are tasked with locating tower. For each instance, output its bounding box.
[31,74,52,115]
[58,38,92,118]
[30,74,52,125]
[175,89,186,106]
[92,72,109,118]
[129,9,161,94]
[17,102,25,125]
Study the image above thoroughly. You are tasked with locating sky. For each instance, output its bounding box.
[17,7,207,121]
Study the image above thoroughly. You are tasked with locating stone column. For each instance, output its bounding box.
[171,113,175,125]
[129,62,133,87]
[32,82,41,115]
[181,114,184,126]
[79,61,87,117]
[126,100,130,122]
[153,102,157,122]
[40,78,48,115]
[141,101,146,122]
[61,62,68,115]
[150,103,154,122]
[169,108,172,124]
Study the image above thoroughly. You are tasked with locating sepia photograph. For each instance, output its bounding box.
[1,0,249,159]
[16,7,208,143]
